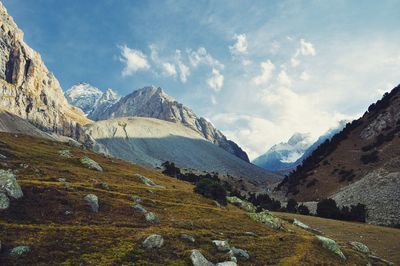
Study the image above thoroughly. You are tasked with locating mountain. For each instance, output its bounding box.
[85,117,281,186]
[277,85,400,226]
[65,83,120,118]
[253,133,313,174]
[0,3,90,141]
[74,85,250,162]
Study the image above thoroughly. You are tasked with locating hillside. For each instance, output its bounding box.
[84,117,280,187]
[0,132,385,265]
[278,85,400,226]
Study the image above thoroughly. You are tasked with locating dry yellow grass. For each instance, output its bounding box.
[0,132,382,265]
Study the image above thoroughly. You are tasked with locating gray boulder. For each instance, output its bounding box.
[10,246,31,256]
[190,250,214,266]
[229,247,249,260]
[247,211,282,230]
[293,219,310,230]
[349,241,369,254]
[145,212,160,224]
[180,234,195,243]
[134,174,164,188]
[132,204,147,213]
[226,196,256,212]
[0,192,10,210]
[368,255,395,266]
[58,149,72,158]
[216,262,237,266]
[131,195,142,203]
[0,170,23,199]
[142,234,164,249]
[84,194,99,212]
[80,156,103,172]
[317,236,346,260]
[212,240,230,252]
[0,154,6,159]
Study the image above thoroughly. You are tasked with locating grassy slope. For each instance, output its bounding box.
[274,212,400,264]
[0,133,373,265]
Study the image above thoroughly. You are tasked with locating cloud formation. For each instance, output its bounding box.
[252,60,275,85]
[207,68,224,92]
[229,33,248,55]
[119,45,150,76]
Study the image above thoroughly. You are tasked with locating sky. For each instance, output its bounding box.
[3,0,400,159]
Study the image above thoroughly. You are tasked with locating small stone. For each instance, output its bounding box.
[293,219,310,230]
[10,246,31,256]
[80,156,103,172]
[226,196,256,212]
[57,178,67,182]
[58,149,72,158]
[0,169,23,199]
[212,240,230,252]
[84,194,99,213]
[180,234,195,243]
[142,234,164,249]
[244,232,258,237]
[190,250,214,266]
[317,236,346,260]
[134,174,164,188]
[95,182,109,190]
[230,247,249,260]
[0,154,6,159]
[145,212,160,224]
[65,210,73,215]
[0,192,10,210]
[131,195,142,203]
[247,211,282,230]
[132,204,147,213]
[349,241,370,254]
[217,262,237,266]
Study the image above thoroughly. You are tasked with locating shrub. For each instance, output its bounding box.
[194,178,227,205]
[247,193,281,211]
[360,151,379,164]
[286,199,298,213]
[298,204,310,215]
[317,199,341,219]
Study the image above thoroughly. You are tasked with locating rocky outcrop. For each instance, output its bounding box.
[0,3,90,142]
[88,86,249,162]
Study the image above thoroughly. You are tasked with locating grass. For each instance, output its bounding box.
[0,132,382,265]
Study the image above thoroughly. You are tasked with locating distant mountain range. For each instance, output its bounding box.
[253,122,347,175]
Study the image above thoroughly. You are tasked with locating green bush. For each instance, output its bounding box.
[194,178,227,205]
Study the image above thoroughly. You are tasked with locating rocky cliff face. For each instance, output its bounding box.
[0,3,90,142]
[90,86,250,162]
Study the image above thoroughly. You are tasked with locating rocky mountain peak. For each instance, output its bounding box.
[287,132,312,146]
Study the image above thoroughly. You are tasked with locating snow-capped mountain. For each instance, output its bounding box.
[65,83,120,118]
[252,133,313,174]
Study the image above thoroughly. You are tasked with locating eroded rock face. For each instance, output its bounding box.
[0,3,90,142]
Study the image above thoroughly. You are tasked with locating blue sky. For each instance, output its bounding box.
[3,0,400,159]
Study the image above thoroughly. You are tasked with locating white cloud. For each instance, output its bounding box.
[229,33,248,55]
[299,38,316,56]
[211,95,217,105]
[277,70,292,87]
[290,57,300,67]
[119,45,150,76]
[300,71,310,81]
[162,62,177,77]
[188,47,224,69]
[207,68,224,92]
[175,49,190,83]
[252,60,275,85]
[270,41,280,54]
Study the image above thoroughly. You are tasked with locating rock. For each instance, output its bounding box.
[0,192,10,210]
[247,211,282,230]
[190,250,214,266]
[212,240,230,252]
[244,231,258,237]
[368,255,395,266]
[132,204,146,213]
[134,174,163,188]
[84,194,99,213]
[229,247,249,260]
[349,241,369,254]
[80,156,103,172]
[180,234,195,243]
[214,200,222,208]
[10,246,31,256]
[0,154,6,159]
[316,236,346,260]
[58,149,72,158]
[57,178,67,182]
[226,196,256,212]
[145,212,160,224]
[131,195,142,203]
[142,234,164,249]
[0,169,23,199]
[216,262,237,266]
[95,182,109,190]
[293,219,310,230]
[68,139,83,148]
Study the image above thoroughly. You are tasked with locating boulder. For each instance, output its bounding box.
[190,250,214,266]
[131,195,142,203]
[10,246,31,256]
[84,194,99,213]
[226,196,256,212]
[349,241,369,254]
[229,247,249,260]
[317,236,346,260]
[212,240,230,252]
[145,212,160,224]
[0,154,6,159]
[80,156,103,172]
[0,169,23,199]
[0,192,10,210]
[142,234,164,249]
[216,262,237,266]
[247,211,282,230]
[132,204,147,213]
[368,255,395,266]
[57,178,67,182]
[58,149,72,158]
[95,182,109,190]
[180,234,195,243]
[134,174,164,188]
